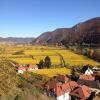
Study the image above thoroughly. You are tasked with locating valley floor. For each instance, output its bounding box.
[0,44,99,66]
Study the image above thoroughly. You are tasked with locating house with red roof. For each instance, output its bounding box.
[56,81,79,100]
[17,66,26,74]
[81,65,93,75]
[46,72,95,100]
[17,64,38,74]
[80,75,95,81]
[70,85,91,100]
[46,80,79,100]
[56,74,69,83]
[28,64,38,70]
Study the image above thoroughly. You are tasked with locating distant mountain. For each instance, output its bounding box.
[32,17,100,46]
[0,37,35,44]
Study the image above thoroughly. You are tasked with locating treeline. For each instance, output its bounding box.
[84,48,100,62]
[68,46,100,62]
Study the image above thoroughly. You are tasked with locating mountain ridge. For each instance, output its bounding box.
[0,37,35,44]
[32,17,100,46]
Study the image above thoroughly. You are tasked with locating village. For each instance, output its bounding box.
[16,63,100,100]
[45,65,100,100]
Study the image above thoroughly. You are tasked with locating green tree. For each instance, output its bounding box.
[44,56,51,68]
[38,59,44,69]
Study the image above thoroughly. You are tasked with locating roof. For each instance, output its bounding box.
[80,75,95,80]
[68,81,79,89]
[47,80,56,91]
[62,81,79,92]
[78,79,100,89]
[18,64,38,70]
[46,80,79,97]
[54,81,79,97]
[70,85,91,99]
[16,64,20,67]
[18,67,26,70]
[28,64,38,68]
[56,74,69,83]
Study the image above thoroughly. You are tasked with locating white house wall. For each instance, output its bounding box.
[35,67,38,70]
[56,92,70,100]
[18,70,24,74]
[28,68,38,70]
[85,69,93,75]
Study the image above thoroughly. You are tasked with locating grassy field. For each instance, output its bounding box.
[0,44,100,66]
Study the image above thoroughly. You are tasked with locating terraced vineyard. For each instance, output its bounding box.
[29,68,71,77]
[0,44,100,66]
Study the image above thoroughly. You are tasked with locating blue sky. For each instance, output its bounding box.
[0,0,100,37]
